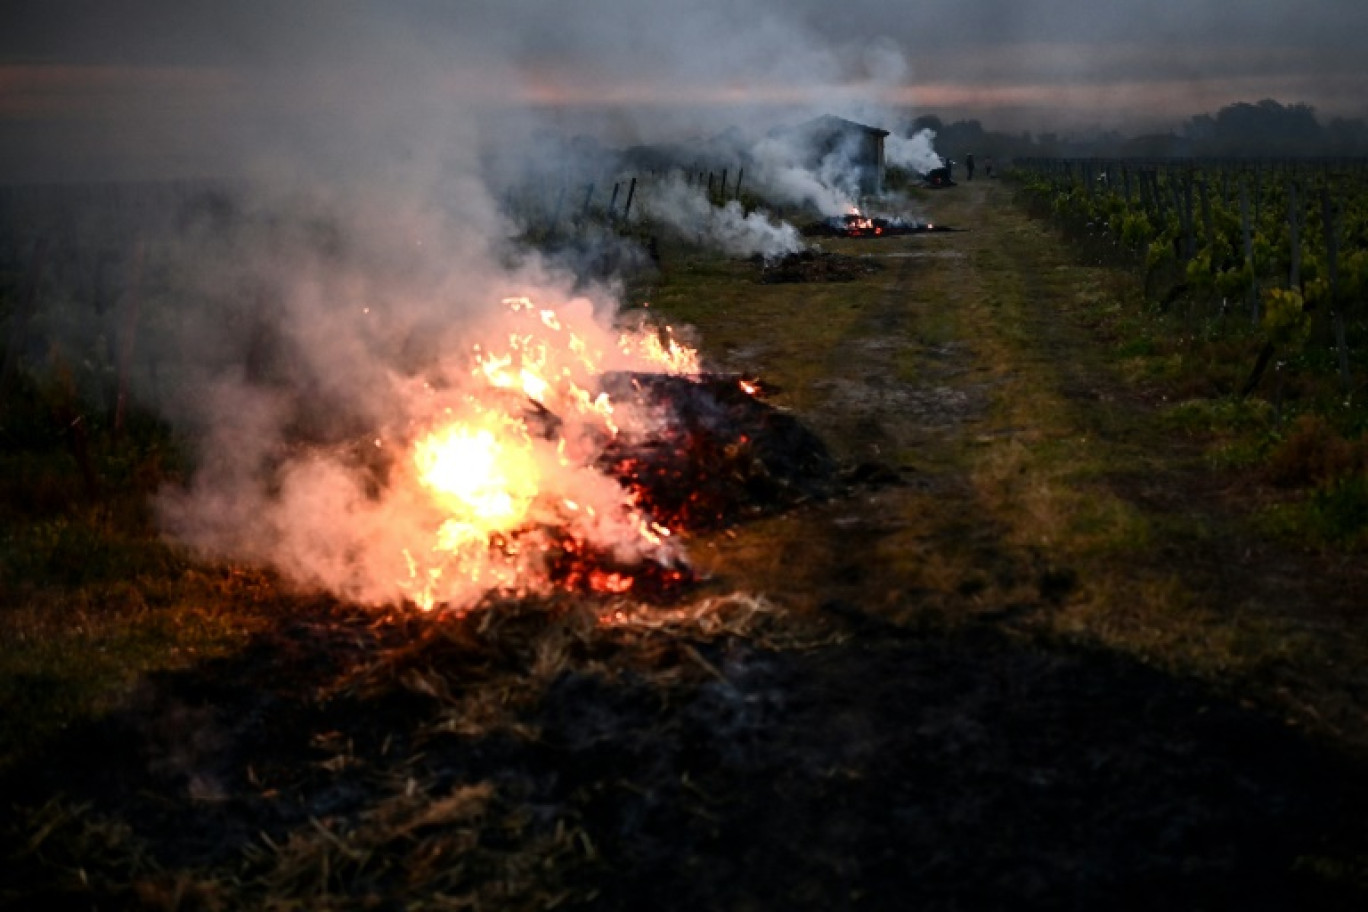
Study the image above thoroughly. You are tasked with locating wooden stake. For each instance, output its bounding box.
[1240,182,1257,324]
[1288,183,1301,290]
[1324,189,1350,390]
[1181,175,1195,263]
[1198,179,1214,265]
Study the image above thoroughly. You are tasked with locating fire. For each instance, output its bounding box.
[414,421,538,530]
[842,208,880,237]
[618,322,701,376]
[395,295,701,611]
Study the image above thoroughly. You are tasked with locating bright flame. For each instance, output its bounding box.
[414,423,538,528]
[394,295,701,611]
[619,325,701,376]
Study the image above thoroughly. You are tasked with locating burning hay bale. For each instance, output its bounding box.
[755,249,884,284]
[156,285,856,612]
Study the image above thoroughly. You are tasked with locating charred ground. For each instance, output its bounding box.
[5,595,1365,910]
[5,180,1368,909]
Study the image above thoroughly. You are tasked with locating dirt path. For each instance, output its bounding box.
[5,182,1368,910]
[921,179,1368,745]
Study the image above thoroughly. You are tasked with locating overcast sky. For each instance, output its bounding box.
[3,0,1365,180]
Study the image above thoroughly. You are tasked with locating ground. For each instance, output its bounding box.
[4,180,1368,910]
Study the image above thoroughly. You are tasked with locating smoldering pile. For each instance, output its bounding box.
[801,215,956,238]
[597,371,836,531]
[479,370,839,601]
[753,249,885,284]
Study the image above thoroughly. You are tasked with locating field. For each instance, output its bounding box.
[4,176,1368,909]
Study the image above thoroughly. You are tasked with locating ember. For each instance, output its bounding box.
[546,531,694,599]
[598,371,836,530]
[801,214,952,238]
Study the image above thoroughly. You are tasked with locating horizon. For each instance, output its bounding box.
[2,1,1366,183]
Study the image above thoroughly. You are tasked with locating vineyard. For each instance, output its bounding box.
[1010,158,1368,544]
[1012,159,1368,394]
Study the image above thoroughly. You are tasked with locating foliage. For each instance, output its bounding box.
[1307,475,1368,544]
[1011,157,1368,558]
[1264,414,1365,488]
[1261,286,1311,348]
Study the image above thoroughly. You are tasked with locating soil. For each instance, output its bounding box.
[5,181,1368,910]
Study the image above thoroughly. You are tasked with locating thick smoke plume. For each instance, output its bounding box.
[886,128,945,174]
[750,133,862,216]
[640,174,803,261]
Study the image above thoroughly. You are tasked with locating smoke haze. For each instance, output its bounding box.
[5,0,1361,606]
[3,1,939,607]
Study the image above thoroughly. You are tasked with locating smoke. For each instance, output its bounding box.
[749,133,861,216]
[147,170,711,607]
[639,174,803,261]
[886,128,945,174]
[3,0,943,608]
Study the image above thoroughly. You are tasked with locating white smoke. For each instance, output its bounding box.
[886,127,945,174]
[154,212,695,608]
[641,174,804,261]
[750,133,860,215]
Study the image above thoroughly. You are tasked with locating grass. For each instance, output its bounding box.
[4,180,1367,761]
[0,384,274,767]
[5,180,1368,907]
[640,243,876,412]
[0,524,274,768]
[885,182,1368,743]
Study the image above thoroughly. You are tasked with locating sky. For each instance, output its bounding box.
[1,0,1366,181]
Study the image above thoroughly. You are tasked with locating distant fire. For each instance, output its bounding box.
[842,208,882,237]
[802,212,949,239]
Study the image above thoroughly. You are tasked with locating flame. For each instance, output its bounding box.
[415,421,538,530]
[395,295,701,611]
[618,323,701,377]
[846,214,876,235]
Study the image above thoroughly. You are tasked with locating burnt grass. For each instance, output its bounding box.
[755,249,884,284]
[4,593,1368,910]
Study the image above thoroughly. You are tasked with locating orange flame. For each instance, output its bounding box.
[396,296,700,611]
[415,422,538,530]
